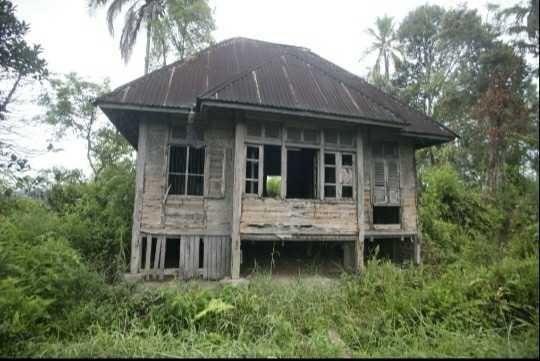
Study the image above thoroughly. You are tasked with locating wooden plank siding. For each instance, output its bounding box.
[131,113,421,279]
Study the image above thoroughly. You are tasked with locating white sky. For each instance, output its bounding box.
[12,0,505,176]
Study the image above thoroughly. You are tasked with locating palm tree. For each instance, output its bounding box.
[362,15,402,82]
[89,0,166,74]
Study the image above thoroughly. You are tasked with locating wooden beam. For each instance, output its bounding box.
[231,114,246,279]
[355,128,365,273]
[131,120,147,274]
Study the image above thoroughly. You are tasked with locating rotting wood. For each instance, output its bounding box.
[131,120,147,274]
[231,116,246,279]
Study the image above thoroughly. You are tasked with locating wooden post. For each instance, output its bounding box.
[231,115,246,279]
[413,150,422,265]
[355,128,365,272]
[131,119,147,274]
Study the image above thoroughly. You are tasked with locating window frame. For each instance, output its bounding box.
[245,144,263,196]
[167,144,207,197]
[323,150,355,200]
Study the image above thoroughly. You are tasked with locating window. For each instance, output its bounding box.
[372,142,400,205]
[323,152,355,199]
[324,128,355,147]
[324,153,337,198]
[285,127,320,144]
[245,146,260,194]
[168,145,205,196]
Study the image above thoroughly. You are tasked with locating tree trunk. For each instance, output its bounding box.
[144,20,152,74]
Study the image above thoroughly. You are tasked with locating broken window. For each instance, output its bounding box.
[287,148,318,199]
[285,127,320,144]
[324,151,355,199]
[168,145,205,196]
[372,142,400,205]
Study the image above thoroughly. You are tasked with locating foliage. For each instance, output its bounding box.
[149,0,215,70]
[0,0,47,117]
[89,0,215,74]
[362,15,401,88]
[0,0,48,181]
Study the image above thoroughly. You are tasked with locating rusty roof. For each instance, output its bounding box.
[97,37,456,141]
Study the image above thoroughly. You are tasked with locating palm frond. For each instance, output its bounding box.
[107,0,134,36]
[119,2,145,63]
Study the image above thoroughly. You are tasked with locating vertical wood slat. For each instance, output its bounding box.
[145,235,152,280]
[231,119,246,279]
[159,235,166,280]
[153,237,162,280]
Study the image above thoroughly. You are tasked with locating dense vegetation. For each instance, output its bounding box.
[0,0,538,357]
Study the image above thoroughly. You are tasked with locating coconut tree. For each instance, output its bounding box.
[362,15,402,82]
[89,0,166,74]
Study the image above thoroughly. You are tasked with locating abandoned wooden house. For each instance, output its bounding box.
[96,37,456,280]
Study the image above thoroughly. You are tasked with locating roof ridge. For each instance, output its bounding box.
[97,37,242,103]
[198,51,404,125]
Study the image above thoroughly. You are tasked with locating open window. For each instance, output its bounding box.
[287,148,318,199]
[168,145,205,196]
[245,144,282,197]
[263,145,281,197]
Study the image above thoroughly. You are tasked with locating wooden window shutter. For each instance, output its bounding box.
[373,159,386,203]
[387,159,400,204]
[206,147,226,198]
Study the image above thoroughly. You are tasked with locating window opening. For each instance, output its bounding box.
[263,145,281,197]
[373,206,400,224]
[287,148,318,199]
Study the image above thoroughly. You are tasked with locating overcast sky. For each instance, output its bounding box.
[13,0,504,176]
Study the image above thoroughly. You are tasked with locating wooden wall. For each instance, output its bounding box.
[240,198,358,239]
[139,119,234,236]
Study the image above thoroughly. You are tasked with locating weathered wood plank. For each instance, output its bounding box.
[231,118,246,279]
[131,120,147,274]
[355,128,365,273]
[159,235,166,280]
[153,236,162,280]
[144,236,152,280]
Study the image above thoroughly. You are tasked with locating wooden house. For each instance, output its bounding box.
[96,37,456,280]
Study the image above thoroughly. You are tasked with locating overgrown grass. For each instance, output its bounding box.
[1,164,538,357]
[7,257,538,358]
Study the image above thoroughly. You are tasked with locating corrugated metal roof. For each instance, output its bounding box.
[97,37,456,140]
